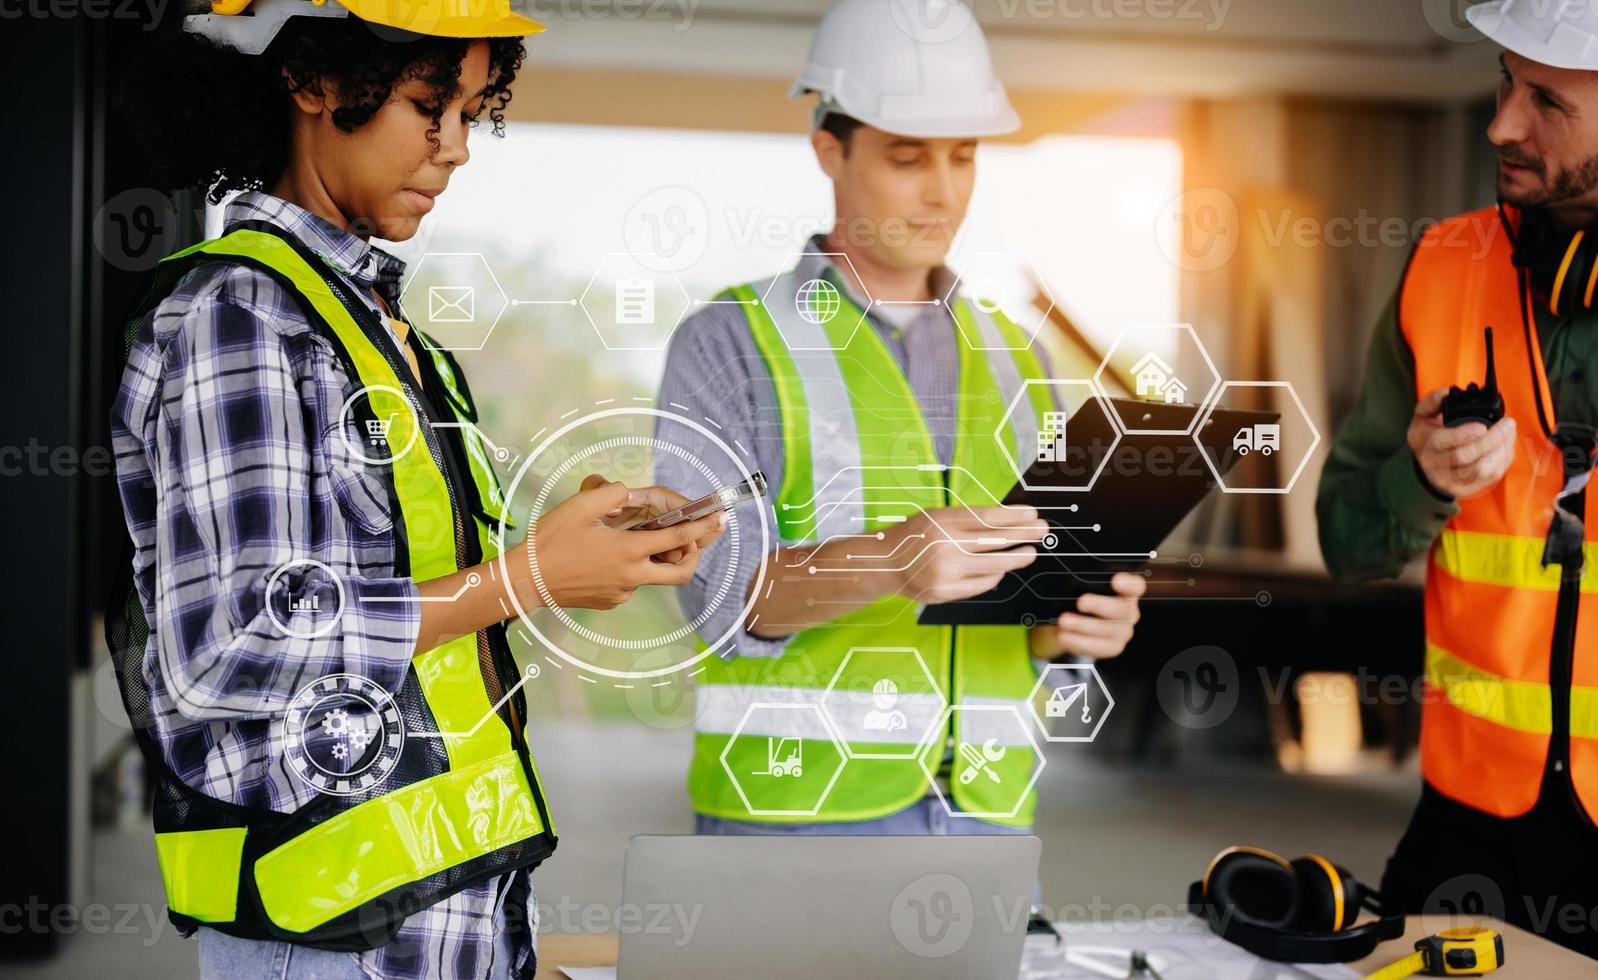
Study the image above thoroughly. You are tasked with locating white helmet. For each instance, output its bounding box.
[791,0,1020,139]
[1467,0,1598,71]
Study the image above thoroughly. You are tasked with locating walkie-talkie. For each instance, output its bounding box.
[1441,327,1506,428]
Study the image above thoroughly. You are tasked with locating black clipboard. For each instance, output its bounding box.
[917,397,1281,626]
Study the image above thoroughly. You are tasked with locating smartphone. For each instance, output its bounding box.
[628,472,768,531]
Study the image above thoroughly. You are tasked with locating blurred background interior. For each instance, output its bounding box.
[4,0,1510,973]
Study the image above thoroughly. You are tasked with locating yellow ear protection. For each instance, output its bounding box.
[1504,204,1598,318]
[1186,846,1405,963]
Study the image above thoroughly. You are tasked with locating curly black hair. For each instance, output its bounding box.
[119,17,525,203]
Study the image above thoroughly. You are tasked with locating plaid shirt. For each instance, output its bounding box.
[111,191,534,979]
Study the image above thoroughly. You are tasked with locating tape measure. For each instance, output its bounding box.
[1363,926,1504,979]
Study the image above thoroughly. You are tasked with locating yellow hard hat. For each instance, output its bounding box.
[185,0,544,55]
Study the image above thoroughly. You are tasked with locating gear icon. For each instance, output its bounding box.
[321,707,349,737]
[286,674,405,797]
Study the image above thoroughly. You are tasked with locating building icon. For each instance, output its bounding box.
[1037,410,1068,462]
[1132,352,1187,404]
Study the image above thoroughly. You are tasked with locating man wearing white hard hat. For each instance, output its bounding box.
[655,0,1145,841]
[1319,0,1598,957]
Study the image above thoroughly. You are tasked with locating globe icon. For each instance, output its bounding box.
[796,278,842,325]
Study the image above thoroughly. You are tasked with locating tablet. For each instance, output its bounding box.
[917,397,1280,627]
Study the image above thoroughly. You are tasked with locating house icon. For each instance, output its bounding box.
[1132,352,1184,402]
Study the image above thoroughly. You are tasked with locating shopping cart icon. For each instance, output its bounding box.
[365,413,398,447]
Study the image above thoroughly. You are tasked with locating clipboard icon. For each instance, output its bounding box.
[1046,683,1090,721]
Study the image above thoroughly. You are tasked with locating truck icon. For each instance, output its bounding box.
[1233,423,1280,456]
[753,736,803,778]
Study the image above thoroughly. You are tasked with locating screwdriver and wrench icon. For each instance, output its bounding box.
[957,739,1008,785]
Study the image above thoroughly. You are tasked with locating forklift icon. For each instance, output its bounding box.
[752,736,803,778]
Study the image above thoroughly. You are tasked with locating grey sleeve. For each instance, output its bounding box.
[654,304,793,659]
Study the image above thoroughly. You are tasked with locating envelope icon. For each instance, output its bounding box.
[428,285,475,323]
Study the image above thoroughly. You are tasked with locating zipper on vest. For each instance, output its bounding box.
[943,467,958,764]
[1549,488,1584,783]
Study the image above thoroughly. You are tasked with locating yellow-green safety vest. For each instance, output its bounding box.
[110,222,555,951]
[687,266,1053,828]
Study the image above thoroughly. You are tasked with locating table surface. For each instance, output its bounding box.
[533,915,1584,978]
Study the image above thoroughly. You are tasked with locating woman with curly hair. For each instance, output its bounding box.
[109,5,721,977]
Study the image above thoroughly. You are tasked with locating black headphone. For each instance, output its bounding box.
[1185,846,1405,963]
[1503,203,1598,318]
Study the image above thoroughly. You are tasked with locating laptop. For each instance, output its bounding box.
[613,834,1042,979]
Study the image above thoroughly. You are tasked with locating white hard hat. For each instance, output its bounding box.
[791,0,1020,139]
[1467,0,1598,71]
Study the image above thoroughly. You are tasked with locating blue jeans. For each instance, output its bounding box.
[196,925,521,980]
[198,931,366,980]
[694,793,1033,837]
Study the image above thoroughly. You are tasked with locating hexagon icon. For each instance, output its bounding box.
[1194,380,1322,494]
[997,378,1120,494]
[943,251,1056,350]
[1028,662,1115,743]
[578,253,693,352]
[399,252,509,351]
[1094,324,1221,435]
[757,253,873,351]
[720,703,847,818]
[919,704,1044,821]
[821,647,946,760]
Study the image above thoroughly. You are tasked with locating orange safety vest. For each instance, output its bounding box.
[1400,204,1598,822]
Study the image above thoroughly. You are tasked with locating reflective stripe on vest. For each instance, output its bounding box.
[687,269,1049,826]
[1401,205,1598,821]
[135,228,555,941]
[1434,527,1598,593]
[420,339,516,546]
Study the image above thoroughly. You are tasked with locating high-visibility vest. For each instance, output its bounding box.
[1400,205,1598,821]
[110,222,556,950]
[686,266,1053,827]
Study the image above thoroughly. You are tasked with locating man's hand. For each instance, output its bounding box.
[1029,572,1145,660]
[1408,387,1518,499]
[888,506,1049,605]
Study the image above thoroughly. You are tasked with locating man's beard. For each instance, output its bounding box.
[1500,148,1598,207]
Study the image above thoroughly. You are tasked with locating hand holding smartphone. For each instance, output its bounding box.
[628,472,768,531]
